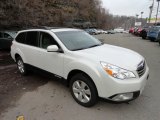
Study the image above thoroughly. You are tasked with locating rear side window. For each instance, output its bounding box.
[25,31,38,47]
[4,33,12,39]
[16,32,26,43]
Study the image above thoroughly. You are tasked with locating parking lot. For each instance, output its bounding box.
[0,33,160,120]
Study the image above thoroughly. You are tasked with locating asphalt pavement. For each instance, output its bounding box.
[0,33,160,120]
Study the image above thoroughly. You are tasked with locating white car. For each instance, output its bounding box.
[114,28,124,33]
[11,27,149,107]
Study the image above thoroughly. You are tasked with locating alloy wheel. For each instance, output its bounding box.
[17,59,24,73]
[72,80,91,103]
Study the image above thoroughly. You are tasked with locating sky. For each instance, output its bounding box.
[101,0,158,18]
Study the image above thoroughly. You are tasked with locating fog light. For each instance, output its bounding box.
[112,93,134,101]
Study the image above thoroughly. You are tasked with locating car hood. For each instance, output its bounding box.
[75,44,144,70]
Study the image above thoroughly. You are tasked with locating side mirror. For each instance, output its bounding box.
[47,45,59,52]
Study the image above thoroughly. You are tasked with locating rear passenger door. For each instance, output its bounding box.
[24,31,40,66]
[16,31,39,66]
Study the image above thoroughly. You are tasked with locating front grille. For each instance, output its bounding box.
[137,61,146,77]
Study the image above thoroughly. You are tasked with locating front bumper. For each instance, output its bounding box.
[97,66,149,102]
[147,34,158,41]
[109,91,140,102]
[109,74,149,102]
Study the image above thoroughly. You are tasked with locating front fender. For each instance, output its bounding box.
[64,59,104,96]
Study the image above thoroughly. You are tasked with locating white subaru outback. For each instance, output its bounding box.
[11,27,149,107]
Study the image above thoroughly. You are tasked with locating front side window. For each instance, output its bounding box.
[154,27,160,32]
[25,31,38,47]
[39,32,57,49]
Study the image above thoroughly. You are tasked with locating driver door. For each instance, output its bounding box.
[36,31,64,77]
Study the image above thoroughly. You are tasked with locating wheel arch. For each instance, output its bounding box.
[14,49,27,63]
[67,69,99,96]
[15,53,21,61]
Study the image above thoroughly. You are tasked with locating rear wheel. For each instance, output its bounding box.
[70,73,98,107]
[16,57,27,75]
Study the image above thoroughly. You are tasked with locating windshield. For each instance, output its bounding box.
[152,27,160,32]
[55,31,102,51]
[6,31,17,38]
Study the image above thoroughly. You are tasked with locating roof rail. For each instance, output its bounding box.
[21,26,64,30]
[38,26,63,30]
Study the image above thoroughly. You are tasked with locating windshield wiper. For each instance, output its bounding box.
[72,43,103,51]
[72,47,86,51]
[87,43,103,49]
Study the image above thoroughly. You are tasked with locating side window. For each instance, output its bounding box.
[16,32,26,43]
[4,33,12,39]
[25,31,38,47]
[0,32,3,38]
[39,32,57,49]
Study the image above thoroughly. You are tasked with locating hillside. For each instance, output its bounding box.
[0,0,101,29]
[0,0,136,30]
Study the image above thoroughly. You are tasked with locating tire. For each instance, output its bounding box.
[16,57,27,75]
[142,36,146,39]
[150,38,154,42]
[155,39,158,42]
[142,34,146,39]
[70,73,98,107]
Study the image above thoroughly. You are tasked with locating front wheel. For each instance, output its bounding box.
[16,57,27,75]
[70,73,98,107]
[142,36,146,39]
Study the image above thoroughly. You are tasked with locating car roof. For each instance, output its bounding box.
[51,28,81,32]
[18,27,82,33]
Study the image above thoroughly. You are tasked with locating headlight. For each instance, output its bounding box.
[100,62,136,80]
